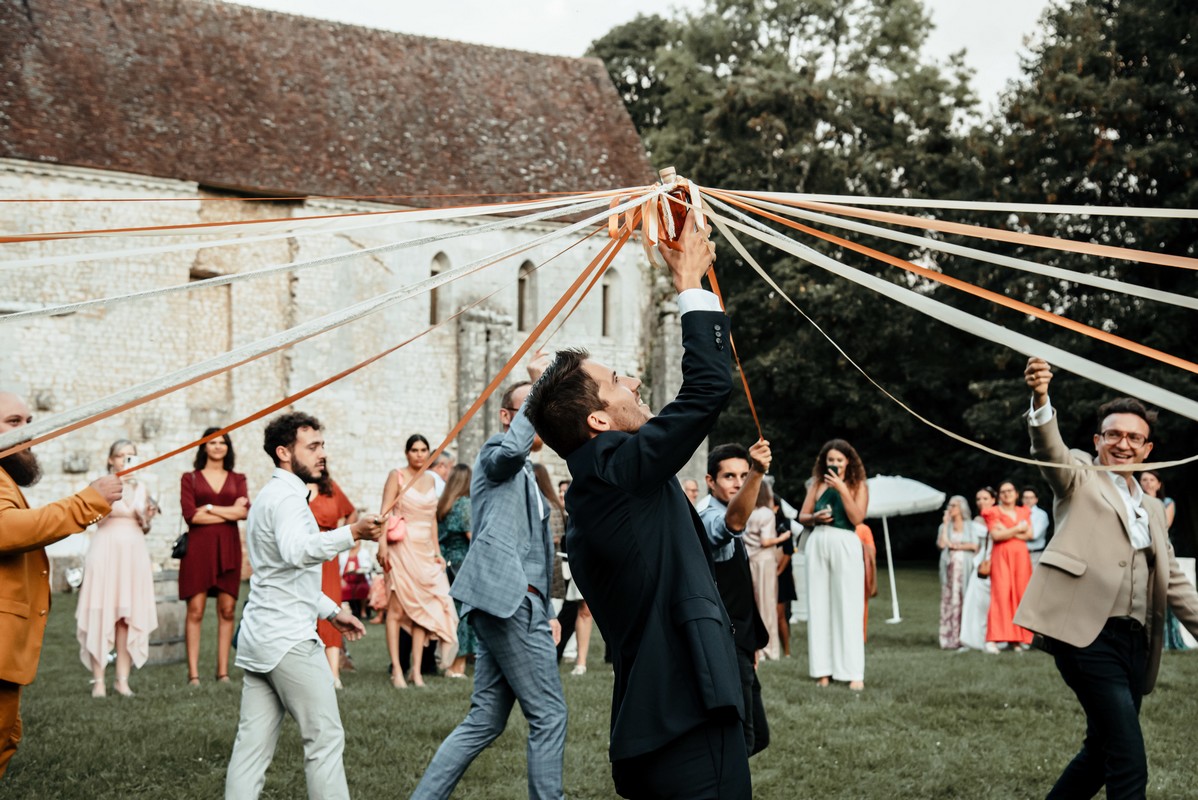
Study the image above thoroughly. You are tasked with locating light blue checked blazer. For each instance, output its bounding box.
[451,406,553,620]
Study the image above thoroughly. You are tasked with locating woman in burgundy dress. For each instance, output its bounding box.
[308,470,357,689]
[178,429,249,685]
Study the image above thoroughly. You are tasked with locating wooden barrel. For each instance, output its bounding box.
[147,569,186,665]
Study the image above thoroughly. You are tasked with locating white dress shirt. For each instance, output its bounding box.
[235,468,354,673]
[677,288,722,315]
[1029,396,1151,549]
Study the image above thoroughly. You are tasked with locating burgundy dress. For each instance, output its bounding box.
[178,470,248,600]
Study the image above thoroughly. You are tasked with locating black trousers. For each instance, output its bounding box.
[1047,617,1148,800]
[555,599,579,662]
[736,647,769,756]
[611,719,751,800]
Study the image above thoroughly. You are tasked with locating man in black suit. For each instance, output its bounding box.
[526,212,749,799]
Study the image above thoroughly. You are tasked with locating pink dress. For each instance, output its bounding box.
[383,477,458,662]
[75,480,159,669]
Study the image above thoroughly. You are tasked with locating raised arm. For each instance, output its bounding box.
[0,476,116,555]
[479,406,536,483]
[1025,357,1083,498]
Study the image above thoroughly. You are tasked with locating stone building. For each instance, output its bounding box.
[1,0,705,567]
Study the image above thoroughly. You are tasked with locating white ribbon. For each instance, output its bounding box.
[0,192,652,454]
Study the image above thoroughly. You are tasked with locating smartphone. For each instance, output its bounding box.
[124,454,139,468]
[828,464,839,475]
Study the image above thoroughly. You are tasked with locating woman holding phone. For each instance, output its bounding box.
[799,439,870,690]
[75,440,159,696]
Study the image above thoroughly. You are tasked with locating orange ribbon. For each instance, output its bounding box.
[707,188,1198,375]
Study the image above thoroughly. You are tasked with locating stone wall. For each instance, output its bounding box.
[2,159,705,567]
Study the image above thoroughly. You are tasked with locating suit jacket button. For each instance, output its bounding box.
[714,324,722,331]
[730,624,736,635]
[1119,560,1128,567]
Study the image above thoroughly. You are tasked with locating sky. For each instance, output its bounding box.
[226,0,1052,110]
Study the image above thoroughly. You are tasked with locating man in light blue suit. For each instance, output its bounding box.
[410,360,565,800]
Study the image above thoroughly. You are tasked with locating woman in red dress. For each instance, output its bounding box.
[982,480,1034,652]
[308,469,357,689]
[178,429,249,685]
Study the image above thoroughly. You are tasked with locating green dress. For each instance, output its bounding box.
[814,487,853,531]
[438,497,477,656]
[1162,498,1188,651]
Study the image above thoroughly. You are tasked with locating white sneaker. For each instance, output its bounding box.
[984,643,1000,655]
[570,664,587,676]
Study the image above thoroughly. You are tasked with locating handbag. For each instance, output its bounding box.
[385,514,407,543]
[171,512,189,559]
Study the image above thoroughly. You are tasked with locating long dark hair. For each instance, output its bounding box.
[811,439,865,489]
[532,463,564,511]
[194,428,235,470]
[436,464,472,521]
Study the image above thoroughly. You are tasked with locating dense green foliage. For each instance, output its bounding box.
[10,575,1198,797]
[590,0,1197,556]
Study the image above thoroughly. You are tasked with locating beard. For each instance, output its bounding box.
[0,448,42,487]
[293,459,324,485]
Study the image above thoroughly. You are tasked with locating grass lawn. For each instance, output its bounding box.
[5,567,1198,798]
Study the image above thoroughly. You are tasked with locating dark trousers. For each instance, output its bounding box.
[555,600,579,662]
[1047,618,1148,800]
[611,719,751,800]
[736,647,769,756]
[0,680,22,780]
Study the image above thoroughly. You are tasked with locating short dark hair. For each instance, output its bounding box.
[1021,486,1039,500]
[707,443,750,479]
[1096,397,1156,438]
[263,412,322,467]
[525,348,603,457]
[501,381,532,411]
[194,428,235,471]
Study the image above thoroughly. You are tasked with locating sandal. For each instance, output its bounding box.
[187,674,200,687]
[216,673,231,683]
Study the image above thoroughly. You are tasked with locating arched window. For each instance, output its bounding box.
[430,252,451,324]
[517,261,535,332]
[601,268,619,338]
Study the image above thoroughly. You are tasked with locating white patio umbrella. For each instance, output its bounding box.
[866,475,946,623]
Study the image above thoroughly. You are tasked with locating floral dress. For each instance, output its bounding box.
[438,496,476,656]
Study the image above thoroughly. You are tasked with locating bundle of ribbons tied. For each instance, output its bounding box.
[2,167,1196,509]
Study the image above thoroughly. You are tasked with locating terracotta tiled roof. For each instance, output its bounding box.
[0,0,654,206]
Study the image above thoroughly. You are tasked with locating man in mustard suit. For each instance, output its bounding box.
[0,391,121,780]
[1015,359,1198,799]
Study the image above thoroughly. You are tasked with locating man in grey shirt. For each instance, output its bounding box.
[1021,485,1050,564]
[225,412,381,800]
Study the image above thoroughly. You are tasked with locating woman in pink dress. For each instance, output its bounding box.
[744,481,789,661]
[75,440,159,697]
[982,481,1034,652]
[178,429,249,685]
[377,434,457,688]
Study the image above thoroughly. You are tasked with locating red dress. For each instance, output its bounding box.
[983,505,1034,645]
[178,470,248,600]
[310,481,355,648]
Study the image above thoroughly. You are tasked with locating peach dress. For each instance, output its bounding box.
[75,481,159,669]
[383,479,458,663]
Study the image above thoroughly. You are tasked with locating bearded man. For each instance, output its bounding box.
[0,390,121,779]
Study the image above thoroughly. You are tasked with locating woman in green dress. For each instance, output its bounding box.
[437,464,476,676]
[1142,470,1187,651]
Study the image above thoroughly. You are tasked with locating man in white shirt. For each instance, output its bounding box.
[430,450,456,497]
[1021,485,1050,564]
[225,412,382,800]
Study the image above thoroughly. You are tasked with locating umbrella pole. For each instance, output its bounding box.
[883,516,902,623]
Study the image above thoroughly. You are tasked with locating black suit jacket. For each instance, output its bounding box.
[565,309,743,762]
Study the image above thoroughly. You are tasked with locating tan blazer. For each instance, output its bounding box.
[1014,413,1198,693]
[0,467,110,685]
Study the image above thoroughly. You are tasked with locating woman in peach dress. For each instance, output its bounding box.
[75,440,159,697]
[378,434,458,688]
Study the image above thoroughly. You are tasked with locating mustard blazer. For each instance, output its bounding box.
[0,467,110,685]
[1014,413,1198,694]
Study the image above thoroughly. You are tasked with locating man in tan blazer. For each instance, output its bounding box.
[0,391,121,780]
[1014,359,1198,800]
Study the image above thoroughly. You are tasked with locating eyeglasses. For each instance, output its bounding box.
[1100,430,1148,448]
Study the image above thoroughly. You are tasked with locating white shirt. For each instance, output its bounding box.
[235,468,354,673]
[1029,396,1151,550]
[677,288,722,315]
[1027,505,1050,552]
